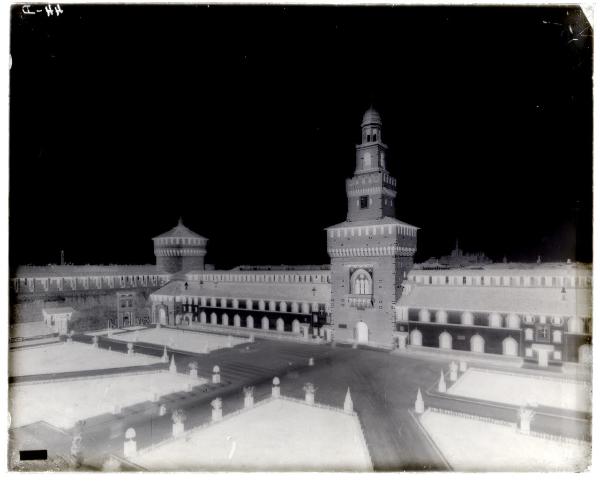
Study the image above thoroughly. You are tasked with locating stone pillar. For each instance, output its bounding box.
[127,342,134,356]
[212,365,221,384]
[303,383,316,405]
[262,317,269,330]
[123,428,137,458]
[234,314,241,328]
[211,398,223,422]
[415,388,425,414]
[459,359,467,372]
[172,409,185,436]
[243,386,254,408]
[344,387,354,413]
[438,370,446,393]
[276,318,284,332]
[449,361,458,382]
[272,377,281,398]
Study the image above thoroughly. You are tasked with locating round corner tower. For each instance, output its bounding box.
[153,218,208,274]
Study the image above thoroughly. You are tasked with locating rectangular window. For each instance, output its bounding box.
[360,196,369,209]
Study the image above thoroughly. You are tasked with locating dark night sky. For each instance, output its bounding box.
[9,5,593,270]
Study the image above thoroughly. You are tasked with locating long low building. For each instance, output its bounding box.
[150,268,332,333]
[395,262,592,366]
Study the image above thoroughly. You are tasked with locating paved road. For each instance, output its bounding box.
[9,335,591,471]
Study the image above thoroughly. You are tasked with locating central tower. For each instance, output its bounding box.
[326,107,418,347]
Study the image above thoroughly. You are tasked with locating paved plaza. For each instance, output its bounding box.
[8,334,592,472]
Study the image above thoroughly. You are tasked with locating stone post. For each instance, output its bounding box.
[161,346,169,363]
[438,370,447,393]
[344,387,354,413]
[449,361,458,382]
[303,383,316,405]
[212,365,221,384]
[172,409,185,437]
[127,342,134,356]
[211,398,223,422]
[415,388,425,414]
[92,336,98,348]
[169,355,177,373]
[243,386,254,408]
[123,428,137,458]
[272,377,281,398]
[459,359,468,372]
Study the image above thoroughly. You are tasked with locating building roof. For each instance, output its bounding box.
[13,264,166,278]
[411,262,592,276]
[361,106,382,126]
[152,218,207,240]
[398,284,591,318]
[151,279,331,305]
[326,216,418,230]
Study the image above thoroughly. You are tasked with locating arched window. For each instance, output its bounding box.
[351,269,372,295]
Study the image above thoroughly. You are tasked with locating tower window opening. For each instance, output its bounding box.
[373,134,377,141]
[360,196,369,209]
[366,134,370,142]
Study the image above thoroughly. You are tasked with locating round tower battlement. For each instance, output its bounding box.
[153,218,208,274]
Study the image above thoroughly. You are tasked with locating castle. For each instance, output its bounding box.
[10,107,592,367]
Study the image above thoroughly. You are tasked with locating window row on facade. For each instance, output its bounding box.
[400,307,588,334]
[12,274,169,293]
[410,273,592,289]
[162,296,328,314]
[187,272,331,284]
[154,237,204,246]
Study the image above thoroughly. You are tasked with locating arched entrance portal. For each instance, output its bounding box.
[470,334,485,353]
[158,307,167,325]
[355,321,368,344]
[410,329,422,346]
[502,337,518,356]
[439,331,452,350]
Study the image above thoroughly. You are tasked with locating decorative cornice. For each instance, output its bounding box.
[328,246,416,257]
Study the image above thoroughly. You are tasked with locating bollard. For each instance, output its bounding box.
[438,370,447,393]
[415,388,425,414]
[212,365,221,384]
[303,383,316,405]
[272,377,281,398]
[243,386,255,408]
[211,398,223,422]
[344,387,354,413]
[449,361,458,382]
[123,428,137,458]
